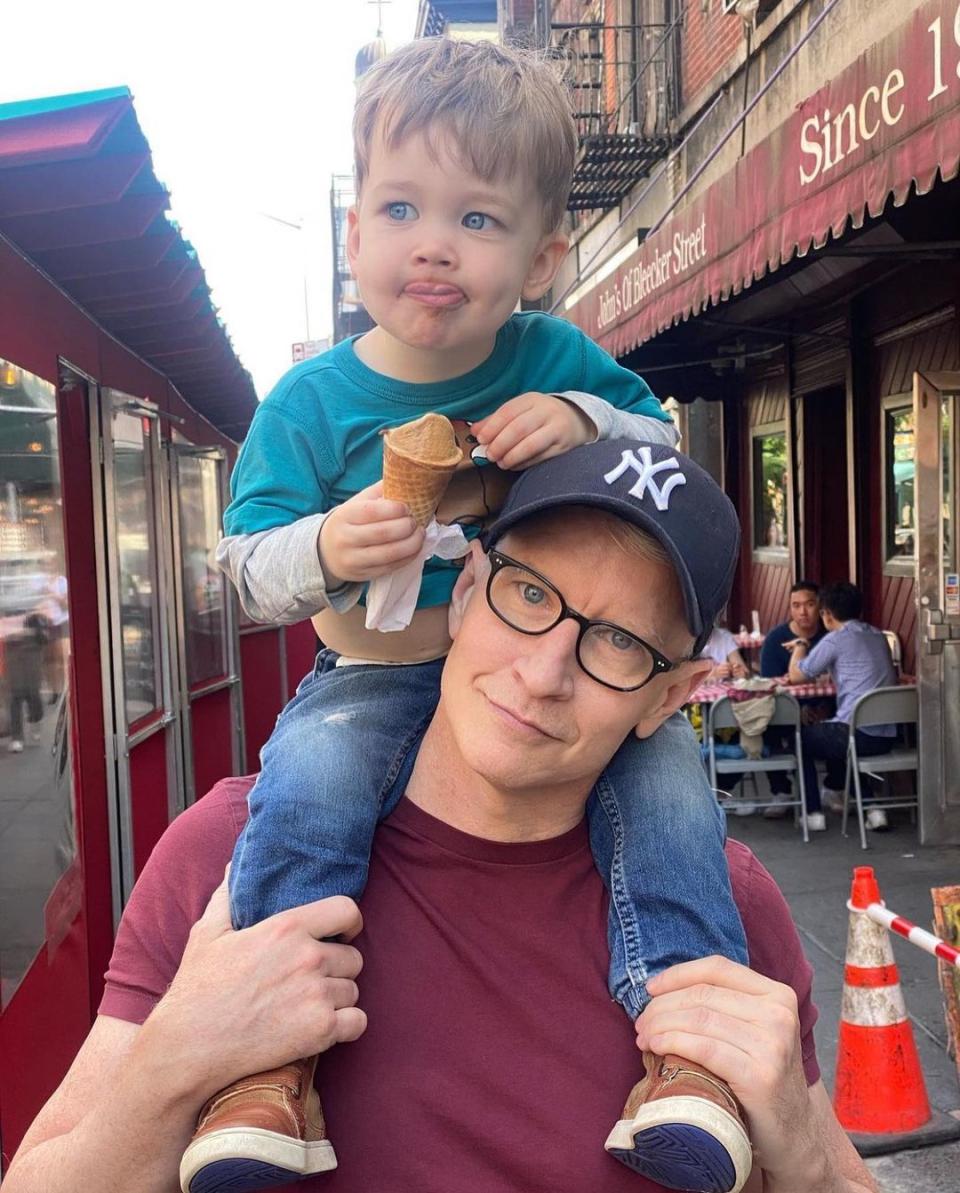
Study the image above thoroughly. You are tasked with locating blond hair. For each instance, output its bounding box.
[353,37,577,232]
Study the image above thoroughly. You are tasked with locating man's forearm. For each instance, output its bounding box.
[764,1147,877,1193]
[5,1022,201,1193]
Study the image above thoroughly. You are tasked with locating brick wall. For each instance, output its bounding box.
[681,0,744,106]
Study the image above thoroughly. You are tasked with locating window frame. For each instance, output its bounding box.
[750,420,791,565]
[881,391,955,578]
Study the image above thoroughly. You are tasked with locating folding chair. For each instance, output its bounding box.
[842,685,918,850]
[706,694,809,842]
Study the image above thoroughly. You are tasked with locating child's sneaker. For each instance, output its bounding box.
[179,1056,335,1193]
[605,1052,752,1192]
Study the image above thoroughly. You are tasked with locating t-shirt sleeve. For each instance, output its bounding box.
[728,843,820,1086]
[99,781,247,1024]
[223,385,337,537]
[574,329,671,423]
[798,632,837,680]
[759,626,787,677]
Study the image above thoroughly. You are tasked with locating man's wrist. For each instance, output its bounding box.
[131,1010,220,1111]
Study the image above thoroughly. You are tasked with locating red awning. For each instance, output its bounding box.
[0,88,258,439]
[564,0,960,357]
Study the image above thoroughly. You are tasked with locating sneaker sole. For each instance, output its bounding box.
[180,1130,336,1193]
[605,1096,752,1193]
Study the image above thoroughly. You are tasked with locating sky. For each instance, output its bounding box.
[1,0,421,396]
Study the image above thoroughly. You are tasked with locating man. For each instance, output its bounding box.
[787,581,896,831]
[760,581,825,679]
[757,581,827,818]
[5,443,876,1193]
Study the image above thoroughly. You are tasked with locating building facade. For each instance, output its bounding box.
[520,0,960,845]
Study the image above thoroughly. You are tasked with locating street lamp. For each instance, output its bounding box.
[258,210,312,341]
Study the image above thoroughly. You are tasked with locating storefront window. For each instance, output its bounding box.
[178,454,228,686]
[111,407,162,725]
[885,403,952,565]
[0,358,76,1007]
[752,430,789,553]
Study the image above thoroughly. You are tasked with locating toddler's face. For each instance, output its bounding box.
[347,129,566,374]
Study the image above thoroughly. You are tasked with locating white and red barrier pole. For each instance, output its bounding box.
[859,901,960,973]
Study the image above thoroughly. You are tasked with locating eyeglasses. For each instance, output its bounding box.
[484,550,683,692]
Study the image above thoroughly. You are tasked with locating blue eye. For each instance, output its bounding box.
[595,626,641,653]
[386,201,417,221]
[462,211,495,231]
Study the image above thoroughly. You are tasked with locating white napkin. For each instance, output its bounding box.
[364,520,470,632]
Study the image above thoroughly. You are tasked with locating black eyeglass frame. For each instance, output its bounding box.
[484,549,684,692]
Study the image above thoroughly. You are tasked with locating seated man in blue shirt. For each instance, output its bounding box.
[785,582,896,831]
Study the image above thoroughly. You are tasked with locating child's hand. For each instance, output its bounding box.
[471,393,595,470]
[318,481,425,585]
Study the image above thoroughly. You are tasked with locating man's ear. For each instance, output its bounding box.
[346,206,361,275]
[633,659,712,740]
[448,541,486,639]
[521,230,569,301]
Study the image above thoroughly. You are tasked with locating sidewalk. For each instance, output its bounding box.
[728,807,960,1190]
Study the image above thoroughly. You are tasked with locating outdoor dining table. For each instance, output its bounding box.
[688,674,916,707]
[688,675,837,706]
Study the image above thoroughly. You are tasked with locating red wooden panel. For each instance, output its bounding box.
[191,688,234,799]
[240,629,285,773]
[746,561,790,638]
[881,574,918,676]
[0,902,90,1160]
[128,730,171,877]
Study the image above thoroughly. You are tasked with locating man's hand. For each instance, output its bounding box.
[318,481,425,585]
[636,957,824,1187]
[471,393,595,470]
[144,873,367,1101]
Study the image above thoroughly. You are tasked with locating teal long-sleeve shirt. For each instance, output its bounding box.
[223,312,671,612]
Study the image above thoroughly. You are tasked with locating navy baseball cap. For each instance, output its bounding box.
[482,439,741,654]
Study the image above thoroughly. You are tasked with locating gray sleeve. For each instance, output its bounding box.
[215,514,362,625]
[556,390,680,448]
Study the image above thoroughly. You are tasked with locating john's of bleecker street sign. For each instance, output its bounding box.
[569,0,960,356]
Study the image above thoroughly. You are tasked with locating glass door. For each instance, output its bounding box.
[167,443,243,805]
[100,391,179,901]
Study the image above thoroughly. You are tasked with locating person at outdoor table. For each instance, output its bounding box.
[759,581,825,679]
[700,625,749,681]
[786,582,896,832]
[757,582,827,816]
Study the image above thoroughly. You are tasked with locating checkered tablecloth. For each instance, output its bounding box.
[689,676,836,704]
[776,676,836,699]
[689,679,780,705]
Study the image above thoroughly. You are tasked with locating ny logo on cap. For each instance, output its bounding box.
[603,447,686,511]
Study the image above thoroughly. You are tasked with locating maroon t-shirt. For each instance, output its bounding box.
[101,775,820,1193]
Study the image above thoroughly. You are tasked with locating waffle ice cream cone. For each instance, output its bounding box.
[382,413,463,527]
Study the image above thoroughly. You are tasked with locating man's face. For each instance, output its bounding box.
[440,514,705,798]
[789,587,821,635]
[347,128,566,371]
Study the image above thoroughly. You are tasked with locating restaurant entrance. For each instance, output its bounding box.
[799,385,851,585]
[913,370,960,844]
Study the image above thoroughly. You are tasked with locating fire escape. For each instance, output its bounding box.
[551,2,681,213]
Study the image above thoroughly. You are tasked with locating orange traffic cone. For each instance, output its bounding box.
[833,866,931,1135]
